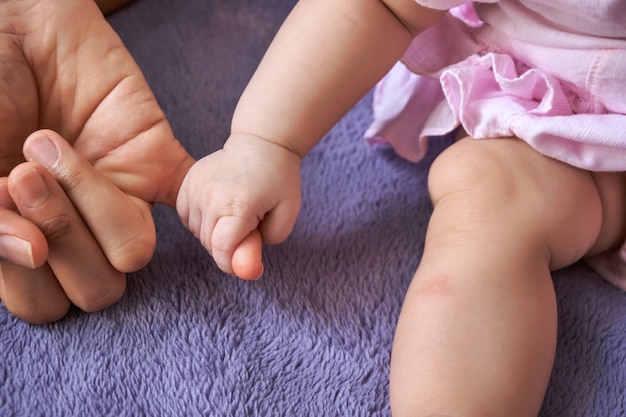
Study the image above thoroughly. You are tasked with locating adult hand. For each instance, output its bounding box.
[0,0,194,323]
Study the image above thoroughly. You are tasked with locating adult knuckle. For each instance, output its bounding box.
[38,213,77,243]
[5,298,70,324]
[108,230,156,273]
[73,273,126,313]
[55,164,89,197]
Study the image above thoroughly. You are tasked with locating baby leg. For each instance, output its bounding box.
[390,138,619,417]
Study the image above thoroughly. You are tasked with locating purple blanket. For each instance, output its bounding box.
[1,0,625,415]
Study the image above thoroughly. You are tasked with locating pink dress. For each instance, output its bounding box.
[365,0,626,289]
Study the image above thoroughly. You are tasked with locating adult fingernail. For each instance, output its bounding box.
[13,168,50,207]
[0,235,35,268]
[26,133,59,169]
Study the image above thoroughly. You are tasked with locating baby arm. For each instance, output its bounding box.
[177,0,445,279]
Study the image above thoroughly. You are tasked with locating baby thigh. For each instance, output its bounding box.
[389,138,604,417]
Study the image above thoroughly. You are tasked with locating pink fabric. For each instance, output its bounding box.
[366,0,626,171]
[365,62,443,163]
[365,0,626,288]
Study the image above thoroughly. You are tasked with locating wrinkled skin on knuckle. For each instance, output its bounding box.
[53,165,89,197]
[38,212,78,243]
[108,229,156,273]
[73,273,126,313]
[4,295,71,324]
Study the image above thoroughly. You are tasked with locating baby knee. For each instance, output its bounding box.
[428,138,520,207]
[428,137,607,269]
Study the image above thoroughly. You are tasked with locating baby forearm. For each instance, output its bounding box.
[231,0,442,158]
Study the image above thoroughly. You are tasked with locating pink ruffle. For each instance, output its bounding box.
[366,52,626,171]
[364,62,444,163]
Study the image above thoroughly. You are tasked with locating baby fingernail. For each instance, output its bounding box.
[14,168,50,207]
[27,133,59,169]
[0,235,35,268]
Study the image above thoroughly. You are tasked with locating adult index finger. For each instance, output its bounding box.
[8,162,126,313]
[23,130,156,273]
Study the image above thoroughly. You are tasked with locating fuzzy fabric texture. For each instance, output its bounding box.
[1,0,625,416]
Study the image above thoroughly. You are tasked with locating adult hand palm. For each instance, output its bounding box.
[0,0,194,323]
[0,0,191,203]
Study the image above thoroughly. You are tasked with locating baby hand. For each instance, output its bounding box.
[177,133,302,280]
